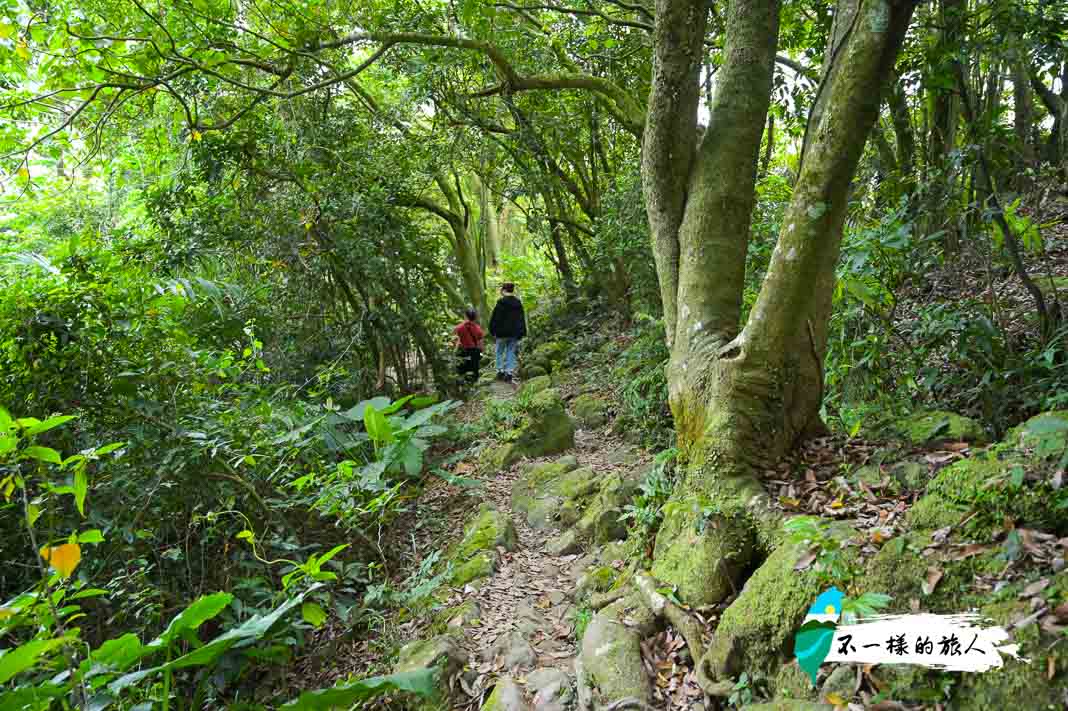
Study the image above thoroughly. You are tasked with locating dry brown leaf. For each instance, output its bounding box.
[925,452,958,465]
[922,566,944,596]
[795,547,819,571]
[947,543,989,561]
[1022,578,1050,597]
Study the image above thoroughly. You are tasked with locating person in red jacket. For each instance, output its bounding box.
[454,308,485,384]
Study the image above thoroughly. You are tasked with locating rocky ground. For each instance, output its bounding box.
[366,336,1068,711]
[306,188,1068,710]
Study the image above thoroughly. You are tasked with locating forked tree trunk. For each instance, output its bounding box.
[644,0,917,607]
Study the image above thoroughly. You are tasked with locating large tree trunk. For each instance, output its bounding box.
[926,0,962,254]
[1011,43,1036,194]
[480,179,501,269]
[887,71,915,195]
[575,1,917,705]
[645,0,916,608]
[431,174,489,318]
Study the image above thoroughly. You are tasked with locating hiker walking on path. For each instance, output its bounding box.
[454,308,485,385]
[488,282,526,383]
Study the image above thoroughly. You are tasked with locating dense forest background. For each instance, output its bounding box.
[1,0,1068,708]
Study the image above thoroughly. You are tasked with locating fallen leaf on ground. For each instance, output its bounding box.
[922,566,943,596]
[795,547,819,571]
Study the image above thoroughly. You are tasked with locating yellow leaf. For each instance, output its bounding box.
[16,42,30,60]
[825,692,846,707]
[0,608,13,620]
[191,130,202,141]
[829,498,844,509]
[16,167,29,181]
[40,543,81,578]
[0,22,15,39]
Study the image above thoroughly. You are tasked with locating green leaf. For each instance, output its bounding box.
[70,587,110,600]
[22,446,62,465]
[316,544,349,566]
[401,444,423,477]
[301,602,327,627]
[111,589,308,694]
[408,395,439,410]
[363,406,395,445]
[85,633,144,673]
[0,407,13,432]
[147,592,234,651]
[94,442,126,456]
[380,394,415,415]
[0,636,73,684]
[77,529,104,544]
[0,683,67,709]
[281,668,438,709]
[236,530,254,542]
[1024,416,1068,435]
[73,469,87,516]
[23,415,76,436]
[341,397,391,421]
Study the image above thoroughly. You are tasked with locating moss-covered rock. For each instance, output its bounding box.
[521,364,549,379]
[480,389,576,472]
[703,529,856,685]
[531,341,573,372]
[579,595,657,707]
[431,600,481,634]
[451,552,496,587]
[951,597,1068,709]
[481,676,527,711]
[519,374,552,397]
[890,410,987,446]
[445,506,518,587]
[572,393,609,428]
[773,661,819,703]
[572,470,641,544]
[925,450,1068,534]
[863,530,932,608]
[511,457,597,530]
[576,565,618,599]
[454,506,519,561]
[905,493,968,530]
[394,633,467,709]
[901,596,1068,710]
[1005,410,1068,452]
[852,459,933,494]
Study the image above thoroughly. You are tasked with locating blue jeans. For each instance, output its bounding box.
[496,338,519,374]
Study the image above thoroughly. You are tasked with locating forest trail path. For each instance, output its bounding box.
[432,377,643,710]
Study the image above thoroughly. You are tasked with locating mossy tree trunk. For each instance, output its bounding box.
[642,0,917,605]
[406,173,488,319]
[925,0,963,254]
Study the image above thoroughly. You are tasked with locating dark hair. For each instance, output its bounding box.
[501,282,515,293]
[465,308,478,321]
